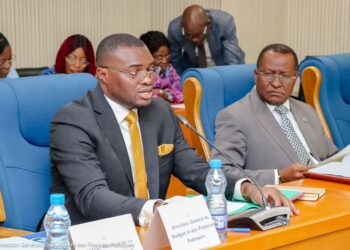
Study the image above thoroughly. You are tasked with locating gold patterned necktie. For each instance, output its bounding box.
[125,111,148,198]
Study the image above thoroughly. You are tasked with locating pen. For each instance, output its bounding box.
[229,228,251,233]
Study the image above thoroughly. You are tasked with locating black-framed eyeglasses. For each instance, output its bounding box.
[0,54,16,69]
[100,65,160,79]
[255,69,297,84]
[65,55,89,67]
[182,26,208,40]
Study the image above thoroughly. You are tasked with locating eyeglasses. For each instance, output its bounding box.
[154,55,170,64]
[0,54,16,69]
[255,69,297,84]
[100,65,160,79]
[182,26,207,40]
[65,55,89,67]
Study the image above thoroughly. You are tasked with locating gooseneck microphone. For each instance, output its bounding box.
[177,115,291,231]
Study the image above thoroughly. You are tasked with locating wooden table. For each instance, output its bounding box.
[214,178,350,249]
[4,178,350,249]
[143,179,350,250]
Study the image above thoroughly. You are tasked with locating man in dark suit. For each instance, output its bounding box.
[168,5,245,74]
[212,43,338,186]
[50,34,297,226]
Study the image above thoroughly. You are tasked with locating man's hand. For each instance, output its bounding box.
[241,182,300,215]
[279,163,312,183]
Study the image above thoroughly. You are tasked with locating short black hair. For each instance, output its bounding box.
[256,43,299,71]
[139,31,170,54]
[96,33,145,65]
[0,33,10,54]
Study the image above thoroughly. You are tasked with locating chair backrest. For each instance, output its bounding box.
[299,53,350,149]
[0,73,97,231]
[181,64,256,160]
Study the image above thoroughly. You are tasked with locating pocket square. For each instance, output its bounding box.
[158,144,174,157]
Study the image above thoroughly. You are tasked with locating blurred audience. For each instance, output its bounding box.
[140,31,183,103]
[0,33,18,79]
[42,34,96,75]
[168,4,245,74]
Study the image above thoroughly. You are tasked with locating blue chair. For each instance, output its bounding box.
[299,53,350,149]
[0,73,97,232]
[181,64,256,160]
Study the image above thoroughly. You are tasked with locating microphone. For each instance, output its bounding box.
[177,115,291,231]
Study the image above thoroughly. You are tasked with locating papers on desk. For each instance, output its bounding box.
[309,154,350,177]
[182,189,301,216]
[304,145,350,184]
[316,145,350,168]
[171,103,185,109]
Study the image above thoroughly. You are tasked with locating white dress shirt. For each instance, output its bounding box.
[266,100,318,184]
[106,95,249,225]
[105,96,159,226]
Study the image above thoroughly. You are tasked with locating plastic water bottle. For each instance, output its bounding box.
[205,159,227,240]
[44,194,71,250]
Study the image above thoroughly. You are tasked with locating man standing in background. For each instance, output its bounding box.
[168,4,245,74]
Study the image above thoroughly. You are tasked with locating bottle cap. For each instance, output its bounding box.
[50,193,65,205]
[209,159,222,168]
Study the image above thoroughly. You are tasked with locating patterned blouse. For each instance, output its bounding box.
[153,64,183,103]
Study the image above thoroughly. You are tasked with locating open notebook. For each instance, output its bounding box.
[304,145,350,184]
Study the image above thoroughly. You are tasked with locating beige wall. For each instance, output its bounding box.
[1,0,349,68]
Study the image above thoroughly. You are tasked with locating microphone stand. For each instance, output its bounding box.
[177,115,291,231]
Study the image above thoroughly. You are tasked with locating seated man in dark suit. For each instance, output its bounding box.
[168,4,245,74]
[50,34,298,226]
[212,43,338,186]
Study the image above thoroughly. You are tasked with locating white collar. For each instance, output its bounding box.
[265,99,291,113]
[104,95,137,124]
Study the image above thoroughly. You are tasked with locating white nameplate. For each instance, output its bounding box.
[69,214,142,250]
[143,195,220,250]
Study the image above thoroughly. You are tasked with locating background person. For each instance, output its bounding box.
[212,43,338,186]
[0,32,18,79]
[41,34,96,75]
[168,4,245,74]
[140,31,183,103]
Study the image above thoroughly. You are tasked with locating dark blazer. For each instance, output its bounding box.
[211,88,338,186]
[168,9,245,74]
[50,85,239,225]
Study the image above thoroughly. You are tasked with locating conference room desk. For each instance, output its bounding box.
[140,178,350,250]
[0,227,31,238]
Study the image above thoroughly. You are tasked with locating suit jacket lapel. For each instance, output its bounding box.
[138,108,159,199]
[90,85,134,189]
[250,89,299,162]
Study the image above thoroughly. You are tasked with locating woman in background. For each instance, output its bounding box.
[140,31,183,103]
[42,34,96,75]
[0,33,18,79]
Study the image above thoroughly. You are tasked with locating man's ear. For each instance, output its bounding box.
[254,69,258,83]
[96,67,108,81]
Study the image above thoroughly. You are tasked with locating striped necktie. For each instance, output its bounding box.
[275,105,314,166]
